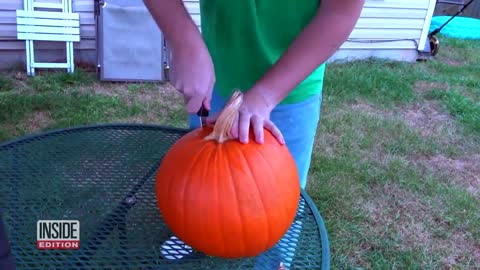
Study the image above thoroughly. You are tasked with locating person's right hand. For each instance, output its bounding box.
[169,37,215,114]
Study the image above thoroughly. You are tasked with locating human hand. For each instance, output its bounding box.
[228,89,284,145]
[169,38,215,114]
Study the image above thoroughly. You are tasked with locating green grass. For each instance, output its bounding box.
[26,69,96,92]
[309,35,480,269]
[1,35,479,269]
[0,76,14,92]
[323,59,419,107]
[0,69,187,142]
[0,91,146,142]
[428,89,480,133]
[309,103,479,268]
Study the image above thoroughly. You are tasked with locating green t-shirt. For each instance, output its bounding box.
[199,0,326,104]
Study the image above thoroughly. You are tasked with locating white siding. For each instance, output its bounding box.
[329,0,437,62]
[0,0,437,70]
[177,0,436,62]
[175,0,436,61]
[183,0,200,30]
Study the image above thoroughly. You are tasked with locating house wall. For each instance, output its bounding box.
[0,0,436,70]
[328,0,436,62]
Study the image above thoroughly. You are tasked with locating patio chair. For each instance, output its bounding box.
[16,0,80,76]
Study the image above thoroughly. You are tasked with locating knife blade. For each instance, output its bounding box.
[197,105,209,128]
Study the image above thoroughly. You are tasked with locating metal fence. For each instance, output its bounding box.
[434,0,480,18]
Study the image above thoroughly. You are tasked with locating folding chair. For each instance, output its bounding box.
[16,0,80,76]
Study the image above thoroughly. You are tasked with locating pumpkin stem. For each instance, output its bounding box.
[204,89,243,143]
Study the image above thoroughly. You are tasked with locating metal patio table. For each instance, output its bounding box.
[0,124,330,270]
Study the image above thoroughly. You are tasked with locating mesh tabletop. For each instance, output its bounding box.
[0,124,330,270]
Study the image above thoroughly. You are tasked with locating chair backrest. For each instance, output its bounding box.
[16,9,80,42]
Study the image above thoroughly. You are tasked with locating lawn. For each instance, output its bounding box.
[1,35,479,269]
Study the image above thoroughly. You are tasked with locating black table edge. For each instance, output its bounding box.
[300,189,331,269]
[0,123,189,149]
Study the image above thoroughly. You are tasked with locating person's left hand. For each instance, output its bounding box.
[231,89,285,145]
[206,88,285,145]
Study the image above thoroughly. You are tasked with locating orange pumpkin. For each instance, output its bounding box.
[155,90,300,258]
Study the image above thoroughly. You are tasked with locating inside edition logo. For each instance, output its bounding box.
[37,220,80,250]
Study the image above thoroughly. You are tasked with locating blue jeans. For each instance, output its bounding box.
[189,90,322,190]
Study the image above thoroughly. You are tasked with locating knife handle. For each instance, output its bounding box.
[197,105,209,117]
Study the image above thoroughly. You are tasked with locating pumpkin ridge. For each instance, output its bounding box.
[211,149,227,254]
[250,145,291,235]
[206,145,227,253]
[200,144,218,249]
[179,149,194,237]
[180,142,207,237]
[234,145,271,252]
[224,146,247,256]
[159,147,183,233]
[177,142,213,241]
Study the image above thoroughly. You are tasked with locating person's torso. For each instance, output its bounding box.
[200,0,326,104]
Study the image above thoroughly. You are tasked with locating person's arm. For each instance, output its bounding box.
[144,0,216,113]
[248,0,365,107]
[237,0,365,144]
[143,0,203,49]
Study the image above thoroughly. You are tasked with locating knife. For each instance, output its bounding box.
[197,105,209,128]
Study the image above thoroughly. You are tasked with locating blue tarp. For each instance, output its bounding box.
[429,16,480,39]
